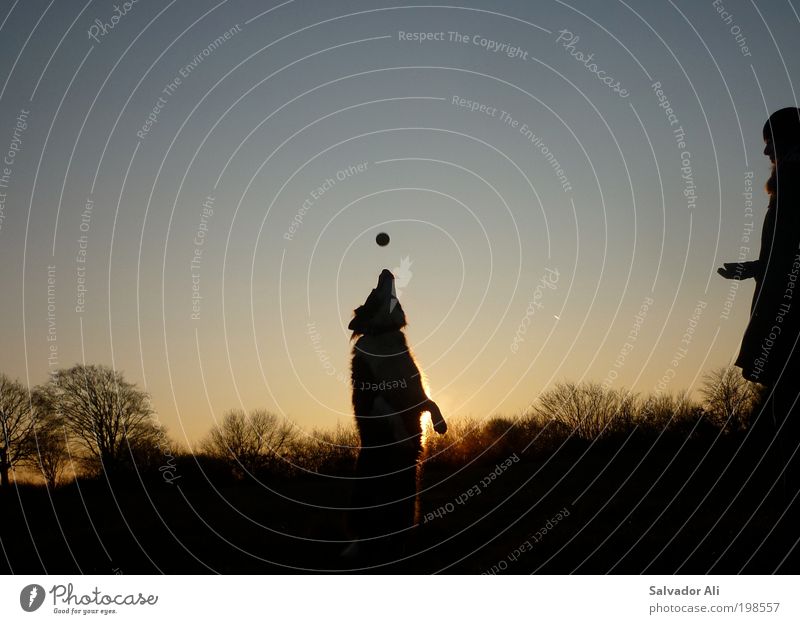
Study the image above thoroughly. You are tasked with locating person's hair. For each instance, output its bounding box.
[762,107,800,146]
[763,108,800,200]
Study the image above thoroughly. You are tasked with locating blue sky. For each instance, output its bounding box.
[0,0,797,444]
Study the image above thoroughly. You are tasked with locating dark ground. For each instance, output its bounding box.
[2,426,798,574]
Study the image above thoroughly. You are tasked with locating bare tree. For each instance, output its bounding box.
[26,386,69,488]
[124,420,177,475]
[49,364,158,473]
[530,381,638,439]
[288,423,359,474]
[35,427,69,488]
[201,409,295,477]
[0,374,36,489]
[699,366,760,431]
[638,391,698,431]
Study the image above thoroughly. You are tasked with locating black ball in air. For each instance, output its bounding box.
[376,232,390,246]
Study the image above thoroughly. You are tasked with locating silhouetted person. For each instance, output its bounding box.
[719,107,800,510]
[342,269,446,562]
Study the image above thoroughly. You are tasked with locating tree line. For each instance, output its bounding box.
[0,365,170,488]
[0,363,761,489]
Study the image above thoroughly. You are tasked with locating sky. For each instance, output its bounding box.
[0,0,798,447]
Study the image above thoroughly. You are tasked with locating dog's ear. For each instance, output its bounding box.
[348,287,383,332]
[348,306,365,331]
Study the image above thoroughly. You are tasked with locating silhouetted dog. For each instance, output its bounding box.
[344,269,446,557]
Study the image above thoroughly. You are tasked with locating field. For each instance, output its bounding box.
[3,410,797,574]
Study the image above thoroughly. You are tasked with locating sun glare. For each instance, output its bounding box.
[420,373,432,447]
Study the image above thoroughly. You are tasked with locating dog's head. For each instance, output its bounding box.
[348,269,407,337]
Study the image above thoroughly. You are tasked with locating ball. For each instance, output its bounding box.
[376,232,390,246]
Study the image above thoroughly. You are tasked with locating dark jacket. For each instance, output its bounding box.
[736,159,800,384]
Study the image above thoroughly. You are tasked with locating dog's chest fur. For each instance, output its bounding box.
[351,330,424,447]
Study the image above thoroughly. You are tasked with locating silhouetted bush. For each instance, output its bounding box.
[1,365,769,489]
[200,409,297,479]
[699,366,761,432]
[421,415,530,469]
[286,423,359,476]
[637,391,700,433]
[526,381,639,439]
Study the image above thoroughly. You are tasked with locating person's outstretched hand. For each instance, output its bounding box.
[717,261,758,280]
